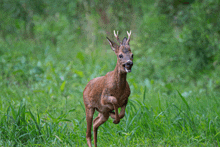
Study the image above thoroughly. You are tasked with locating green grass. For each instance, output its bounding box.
[0,38,220,146]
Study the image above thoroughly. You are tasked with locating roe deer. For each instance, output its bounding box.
[83,30,133,147]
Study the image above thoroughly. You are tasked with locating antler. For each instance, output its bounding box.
[126,30,131,45]
[114,30,121,45]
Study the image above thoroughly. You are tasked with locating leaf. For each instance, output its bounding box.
[15,19,20,29]
[60,81,66,92]
[33,90,45,93]
[12,69,24,75]
[73,70,84,78]
[68,109,76,112]
[60,119,72,122]
[76,52,85,64]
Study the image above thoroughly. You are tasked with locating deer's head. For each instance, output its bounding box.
[107,30,133,73]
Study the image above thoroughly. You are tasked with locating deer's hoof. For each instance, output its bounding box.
[113,119,120,124]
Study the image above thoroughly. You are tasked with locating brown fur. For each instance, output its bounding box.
[83,31,133,147]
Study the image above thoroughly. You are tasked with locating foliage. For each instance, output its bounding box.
[0,0,220,146]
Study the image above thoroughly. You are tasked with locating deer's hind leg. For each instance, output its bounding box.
[93,112,109,147]
[85,107,95,147]
[93,113,101,124]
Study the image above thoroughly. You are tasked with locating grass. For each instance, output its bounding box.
[0,38,220,146]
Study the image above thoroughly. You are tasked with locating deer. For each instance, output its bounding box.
[83,30,133,147]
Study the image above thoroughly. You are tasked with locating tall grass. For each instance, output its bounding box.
[0,38,220,146]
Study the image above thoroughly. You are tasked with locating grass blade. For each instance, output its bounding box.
[29,109,42,136]
[143,86,146,103]
[177,90,190,110]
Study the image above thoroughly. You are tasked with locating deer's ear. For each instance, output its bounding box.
[106,37,119,52]
[122,37,128,45]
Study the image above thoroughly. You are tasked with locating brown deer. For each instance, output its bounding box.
[83,30,133,147]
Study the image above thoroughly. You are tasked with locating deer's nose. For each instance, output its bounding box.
[125,60,133,67]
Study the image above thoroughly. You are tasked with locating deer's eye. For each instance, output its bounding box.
[119,54,123,58]
[131,54,133,59]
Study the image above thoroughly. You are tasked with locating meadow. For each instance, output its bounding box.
[1,0,220,146]
[1,37,220,146]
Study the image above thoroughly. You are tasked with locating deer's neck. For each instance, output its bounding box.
[112,61,127,89]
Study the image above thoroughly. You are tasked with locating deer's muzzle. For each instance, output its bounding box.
[123,60,133,73]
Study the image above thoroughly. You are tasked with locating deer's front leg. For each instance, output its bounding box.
[108,96,120,124]
[110,103,127,120]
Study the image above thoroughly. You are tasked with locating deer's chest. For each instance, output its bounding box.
[110,88,129,105]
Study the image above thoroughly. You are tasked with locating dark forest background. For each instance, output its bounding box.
[1,0,220,84]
